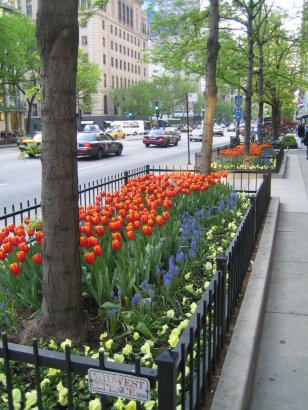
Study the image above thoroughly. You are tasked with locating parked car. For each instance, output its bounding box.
[77,132,123,159]
[106,128,126,139]
[18,133,43,156]
[213,125,224,136]
[189,127,203,142]
[143,129,179,147]
[17,131,41,147]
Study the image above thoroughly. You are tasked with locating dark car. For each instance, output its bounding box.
[143,129,179,147]
[77,132,123,159]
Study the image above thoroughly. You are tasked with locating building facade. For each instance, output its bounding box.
[19,0,149,125]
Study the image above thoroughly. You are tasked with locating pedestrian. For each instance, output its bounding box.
[297,122,305,148]
[303,125,308,159]
[250,127,256,143]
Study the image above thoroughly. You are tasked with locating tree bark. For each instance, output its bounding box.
[21,0,88,343]
[272,99,281,140]
[200,0,220,175]
[257,41,264,142]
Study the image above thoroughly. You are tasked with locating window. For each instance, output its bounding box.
[102,20,105,29]
[111,41,113,50]
[115,27,118,36]
[119,29,122,38]
[112,76,114,88]
[123,31,125,40]
[116,59,118,68]
[116,77,119,88]
[131,35,133,43]
[126,6,129,25]
[144,67,146,77]
[135,51,137,59]
[120,60,122,69]
[104,74,107,88]
[119,45,122,53]
[102,37,105,47]
[104,95,108,114]
[128,79,130,87]
[115,43,118,52]
[124,79,127,88]
[82,36,88,45]
[103,54,106,64]
[138,66,140,75]
[130,9,133,28]
[118,0,121,21]
[120,78,123,87]
[124,61,126,70]
[128,63,130,72]
[111,57,114,67]
[131,49,133,57]
[122,4,126,24]
[138,39,140,46]
[134,37,136,45]
[110,24,113,34]
[135,65,137,74]
[123,47,126,55]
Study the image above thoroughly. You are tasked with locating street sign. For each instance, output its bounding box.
[234,108,242,120]
[187,93,198,103]
[88,369,150,402]
[234,95,242,107]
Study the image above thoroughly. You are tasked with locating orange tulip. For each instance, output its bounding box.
[93,245,103,256]
[0,249,6,261]
[94,225,105,236]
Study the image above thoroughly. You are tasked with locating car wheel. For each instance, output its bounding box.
[145,144,150,147]
[174,139,178,146]
[28,153,35,158]
[116,147,122,156]
[96,149,104,160]
[165,140,170,147]
[134,131,137,136]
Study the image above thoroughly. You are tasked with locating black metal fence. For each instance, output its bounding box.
[1,165,265,227]
[0,170,272,409]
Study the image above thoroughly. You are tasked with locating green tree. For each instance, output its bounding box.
[77,49,101,113]
[0,13,40,133]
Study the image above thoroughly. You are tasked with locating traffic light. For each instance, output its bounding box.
[155,101,160,117]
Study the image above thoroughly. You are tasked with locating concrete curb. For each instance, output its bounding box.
[272,154,288,179]
[210,196,280,410]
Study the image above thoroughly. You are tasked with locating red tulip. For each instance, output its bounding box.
[84,252,95,265]
[93,245,103,256]
[32,253,43,264]
[3,242,13,254]
[94,226,105,236]
[0,249,6,261]
[112,239,121,251]
[16,251,27,263]
[9,262,21,276]
[127,230,134,240]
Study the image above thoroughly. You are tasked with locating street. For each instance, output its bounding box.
[0,132,232,211]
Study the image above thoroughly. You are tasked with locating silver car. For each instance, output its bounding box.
[189,127,203,142]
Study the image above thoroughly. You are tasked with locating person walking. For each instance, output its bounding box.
[297,122,305,148]
[303,125,308,159]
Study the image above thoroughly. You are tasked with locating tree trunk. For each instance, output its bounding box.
[26,96,35,133]
[21,0,88,343]
[257,41,264,142]
[200,0,220,175]
[243,8,254,160]
[272,99,281,140]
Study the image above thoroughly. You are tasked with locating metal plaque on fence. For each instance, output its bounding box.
[88,369,150,402]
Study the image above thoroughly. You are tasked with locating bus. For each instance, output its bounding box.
[109,120,145,136]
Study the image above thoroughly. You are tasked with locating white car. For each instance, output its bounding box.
[227,124,236,132]
[189,127,203,142]
[213,125,224,136]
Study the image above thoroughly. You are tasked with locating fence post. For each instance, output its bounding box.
[156,349,178,410]
[146,164,150,174]
[250,194,256,242]
[216,254,227,349]
[124,170,129,185]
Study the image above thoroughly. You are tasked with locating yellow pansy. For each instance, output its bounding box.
[99,332,108,341]
[40,378,50,389]
[122,344,133,355]
[60,339,72,350]
[105,339,113,349]
[166,309,175,318]
[25,390,37,410]
[133,332,140,340]
[89,397,102,410]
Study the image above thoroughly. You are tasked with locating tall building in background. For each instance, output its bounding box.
[19,0,149,124]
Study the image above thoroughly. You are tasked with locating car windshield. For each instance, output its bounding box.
[78,133,96,141]
[148,130,163,136]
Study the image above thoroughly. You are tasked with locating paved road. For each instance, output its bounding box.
[0,132,232,211]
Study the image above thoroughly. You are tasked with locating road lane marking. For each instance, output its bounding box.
[131,154,153,158]
[0,184,8,187]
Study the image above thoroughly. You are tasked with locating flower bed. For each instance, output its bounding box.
[0,171,252,409]
[212,143,277,171]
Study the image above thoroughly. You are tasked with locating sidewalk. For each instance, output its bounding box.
[210,148,308,410]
